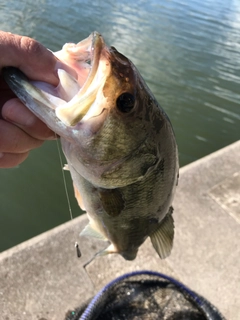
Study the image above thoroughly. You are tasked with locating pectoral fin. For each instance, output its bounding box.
[98,188,124,217]
[150,207,174,259]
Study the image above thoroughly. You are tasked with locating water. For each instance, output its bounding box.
[0,0,239,251]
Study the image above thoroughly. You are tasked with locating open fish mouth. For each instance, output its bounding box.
[53,31,110,126]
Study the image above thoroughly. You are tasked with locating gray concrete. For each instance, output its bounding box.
[1,140,240,320]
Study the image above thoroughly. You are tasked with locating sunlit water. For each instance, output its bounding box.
[0,0,239,251]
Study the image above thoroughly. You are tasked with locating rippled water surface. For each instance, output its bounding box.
[0,0,239,251]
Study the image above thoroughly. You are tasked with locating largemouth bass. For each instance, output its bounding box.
[3,32,179,261]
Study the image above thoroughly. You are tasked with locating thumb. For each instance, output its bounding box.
[0,31,59,85]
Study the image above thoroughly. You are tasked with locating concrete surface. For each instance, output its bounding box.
[0,140,240,320]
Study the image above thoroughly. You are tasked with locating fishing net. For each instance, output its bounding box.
[65,270,225,320]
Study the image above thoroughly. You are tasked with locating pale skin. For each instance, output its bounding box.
[0,31,61,168]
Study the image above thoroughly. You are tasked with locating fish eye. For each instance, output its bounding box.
[116,92,135,113]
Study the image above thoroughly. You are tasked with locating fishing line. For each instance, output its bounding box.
[55,140,100,289]
[55,135,73,220]
[55,136,83,259]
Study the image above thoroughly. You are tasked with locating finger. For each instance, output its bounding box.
[0,119,44,153]
[2,98,56,140]
[0,78,15,114]
[0,151,29,168]
[0,31,59,85]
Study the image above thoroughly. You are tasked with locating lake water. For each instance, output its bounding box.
[0,0,239,251]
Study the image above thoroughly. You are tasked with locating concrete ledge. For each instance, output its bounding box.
[1,140,240,320]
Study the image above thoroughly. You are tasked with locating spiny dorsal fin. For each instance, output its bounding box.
[80,223,106,240]
[150,207,174,259]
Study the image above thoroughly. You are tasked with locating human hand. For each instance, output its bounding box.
[0,31,59,168]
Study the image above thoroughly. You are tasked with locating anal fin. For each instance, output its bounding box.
[150,207,174,259]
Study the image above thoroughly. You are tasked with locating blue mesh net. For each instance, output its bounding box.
[65,270,225,320]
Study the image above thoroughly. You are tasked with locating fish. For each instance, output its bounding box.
[3,32,179,261]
